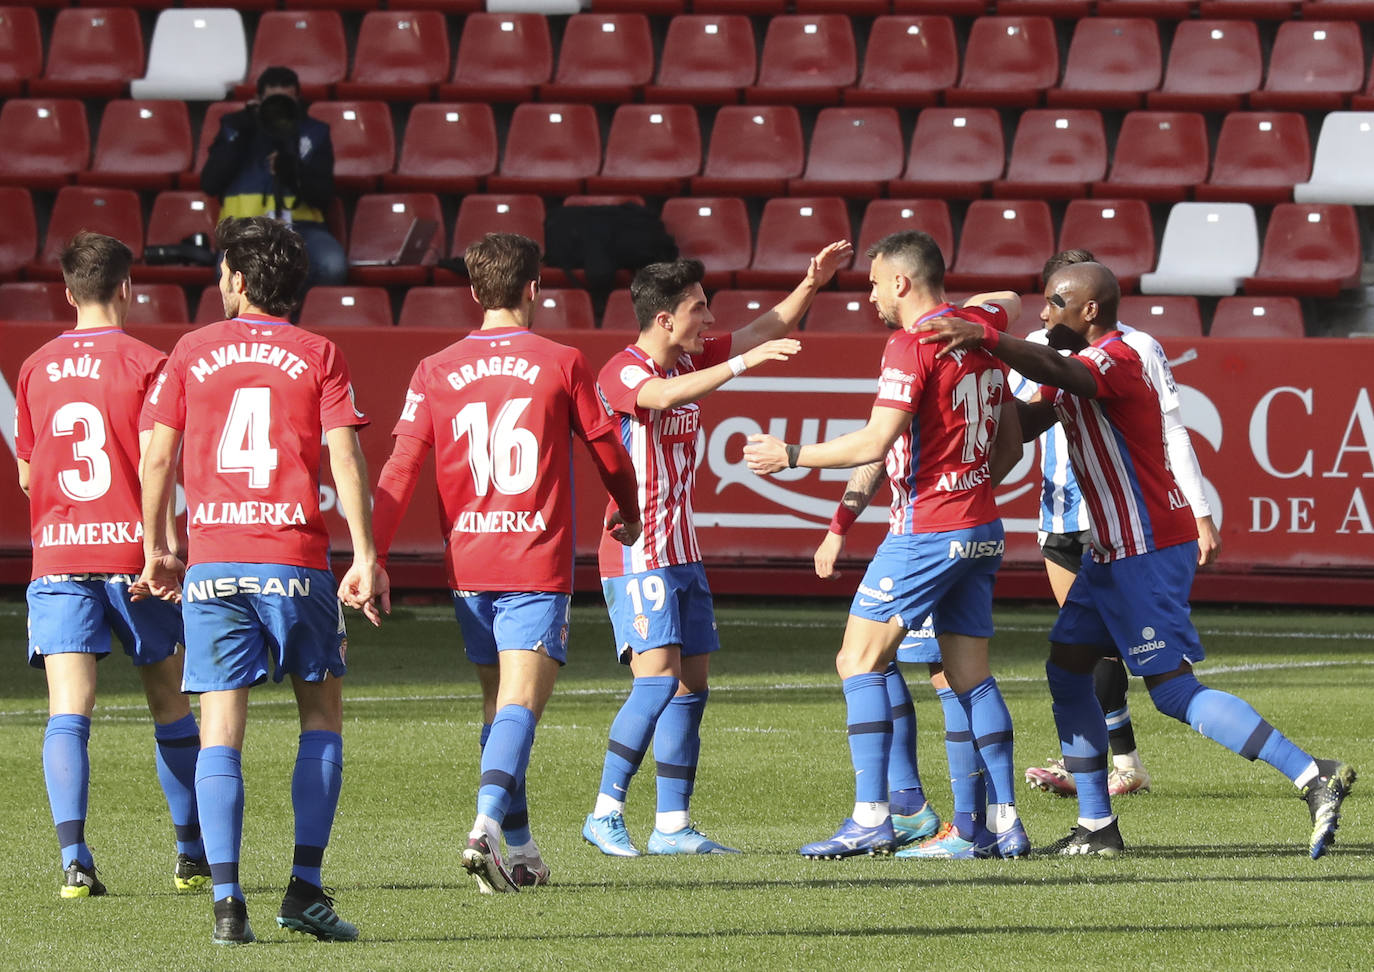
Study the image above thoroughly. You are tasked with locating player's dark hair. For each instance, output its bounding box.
[630,259,706,330]
[866,231,945,292]
[465,233,542,310]
[216,216,309,317]
[59,231,134,305]
[1043,248,1095,286]
[256,65,301,97]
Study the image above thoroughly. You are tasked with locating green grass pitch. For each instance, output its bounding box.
[1,596,1371,970]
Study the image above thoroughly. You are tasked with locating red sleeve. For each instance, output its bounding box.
[390,362,436,444]
[1071,342,1131,400]
[319,342,369,432]
[568,350,617,441]
[598,351,653,416]
[872,332,931,414]
[370,433,430,566]
[959,302,1010,333]
[585,430,640,525]
[141,345,187,431]
[14,364,34,461]
[136,352,169,434]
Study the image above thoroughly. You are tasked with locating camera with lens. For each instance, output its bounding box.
[255,93,302,144]
[144,232,217,267]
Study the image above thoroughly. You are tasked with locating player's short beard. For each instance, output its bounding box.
[1046,323,1088,352]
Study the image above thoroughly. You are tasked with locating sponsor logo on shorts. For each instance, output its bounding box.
[857,583,895,604]
[633,613,650,639]
[1129,626,1167,661]
[948,539,1005,560]
[184,576,312,600]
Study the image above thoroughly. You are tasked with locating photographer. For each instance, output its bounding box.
[201,66,346,288]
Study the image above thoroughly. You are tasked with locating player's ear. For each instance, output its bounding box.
[64,287,78,309]
[656,310,674,333]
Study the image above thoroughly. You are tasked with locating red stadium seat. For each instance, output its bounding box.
[0,99,90,189]
[691,105,804,197]
[0,7,41,97]
[601,288,640,330]
[1243,203,1361,297]
[532,289,596,330]
[452,194,546,257]
[995,109,1108,200]
[588,105,702,196]
[840,199,954,289]
[747,15,857,105]
[381,0,481,11]
[487,103,601,196]
[335,11,449,101]
[659,196,752,289]
[892,0,985,12]
[1197,112,1311,204]
[563,194,646,207]
[1093,111,1209,202]
[947,16,1059,108]
[127,284,189,325]
[1057,198,1155,293]
[646,15,756,104]
[804,291,882,332]
[298,286,394,328]
[386,103,496,194]
[889,108,1004,199]
[440,13,552,103]
[594,0,685,11]
[194,284,223,324]
[185,101,243,188]
[996,0,1092,13]
[347,193,445,287]
[1118,296,1203,338]
[795,0,888,13]
[790,107,904,197]
[946,200,1055,293]
[29,8,143,99]
[1209,296,1305,338]
[308,101,396,192]
[79,99,191,190]
[694,0,786,14]
[1198,0,1297,17]
[31,186,143,280]
[845,15,957,108]
[1095,0,1193,13]
[0,282,71,321]
[1249,21,1364,111]
[142,190,219,285]
[1148,20,1261,112]
[1301,0,1374,16]
[708,289,789,326]
[541,14,653,103]
[397,287,483,330]
[236,10,347,101]
[1047,18,1162,110]
[0,185,37,280]
[737,197,852,289]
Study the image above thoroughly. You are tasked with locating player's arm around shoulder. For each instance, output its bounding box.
[327,424,390,626]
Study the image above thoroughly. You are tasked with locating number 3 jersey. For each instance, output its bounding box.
[391,325,617,593]
[16,328,167,578]
[142,313,367,569]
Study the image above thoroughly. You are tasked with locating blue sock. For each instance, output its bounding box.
[654,690,707,819]
[480,722,532,844]
[597,675,678,802]
[1047,661,1110,821]
[843,673,891,805]
[963,677,1016,806]
[477,705,537,824]
[195,746,244,902]
[938,687,980,836]
[291,731,342,887]
[44,714,92,869]
[153,713,204,860]
[883,664,924,810]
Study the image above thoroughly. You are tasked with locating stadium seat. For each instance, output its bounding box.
[1198,0,1298,17]
[1047,18,1162,110]
[236,10,347,101]
[794,0,887,12]
[385,0,482,11]
[659,196,752,289]
[1243,203,1361,297]
[946,200,1055,293]
[946,16,1059,108]
[839,199,954,289]
[397,287,483,330]
[593,0,685,11]
[298,286,394,328]
[1302,0,1374,16]
[646,15,756,104]
[1095,0,1192,12]
[889,108,1004,199]
[0,281,71,321]
[995,109,1109,200]
[1295,112,1374,204]
[601,288,640,330]
[440,13,552,103]
[1147,20,1261,112]
[563,194,646,207]
[335,11,449,101]
[386,103,496,193]
[845,15,957,108]
[1118,296,1203,338]
[995,0,1092,13]
[0,7,42,97]
[694,0,786,16]
[531,288,596,330]
[587,105,702,196]
[0,185,36,281]
[347,193,444,287]
[0,99,90,189]
[452,194,546,256]
[79,99,191,190]
[747,15,857,105]
[691,105,804,197]
[126,284,189,325]
[308,101,396,191]
[194,284,224,324]
[130,9,246,101]
[1057,198,1156,294]
[1093,111,1209,202]
[1209,296,1305,338]
[29,9,143,99]
[31,186,144,280]
[185,101,244,189]
[737,197,853,289]
[541,13,653,103]
[892,0,985,12]
[142,191,219,285]
[1249,21,1364,112]
[804,292,881,332]
[1197,112,1311,204]
[487,103,601,196]
[708,289,789,326]
[1140,202,1259,296]
[790,107,904,197]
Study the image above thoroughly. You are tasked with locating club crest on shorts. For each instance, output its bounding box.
[633,613,650,639]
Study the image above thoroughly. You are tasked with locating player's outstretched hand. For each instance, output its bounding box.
[742,338,801,370]
[805,240,854,289]
[814,531,845,579]
[916,316,986,357]
[339,560,390,627]
[606,510,642,547]
[744,433,789,475]
[130,554,185,603]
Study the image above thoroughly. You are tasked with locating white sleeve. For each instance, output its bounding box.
[1124,328,1210,516]
[1124,330,1181,415]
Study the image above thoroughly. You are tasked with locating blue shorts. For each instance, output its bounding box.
[181,563,346,692]
[1049,541,1206,677]
[452,590,570,666]
[26,573,183,669]
[850,523,1004,639]
[602,562,720,664]
[897,615,941,664]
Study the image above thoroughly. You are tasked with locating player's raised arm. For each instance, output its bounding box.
[327,425,389,625]
[729,241,854,354]
[814,460,884,580]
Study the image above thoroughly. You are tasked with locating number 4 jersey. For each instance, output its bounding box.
[143,313,367,569]
[16,328,167,578]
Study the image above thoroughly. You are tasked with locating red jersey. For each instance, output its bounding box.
[143,314,367,568]
[15,328,165,578]
[597,335,733,577]
[1051,331,1198,562]
[876,303,1008,534]
[391,326,616,593]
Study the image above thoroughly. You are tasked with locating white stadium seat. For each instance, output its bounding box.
[1139,202,1259,297]
[1293,111,1374,204]
[130,10,247,101]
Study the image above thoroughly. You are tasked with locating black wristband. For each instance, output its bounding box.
[785,443,801,469]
